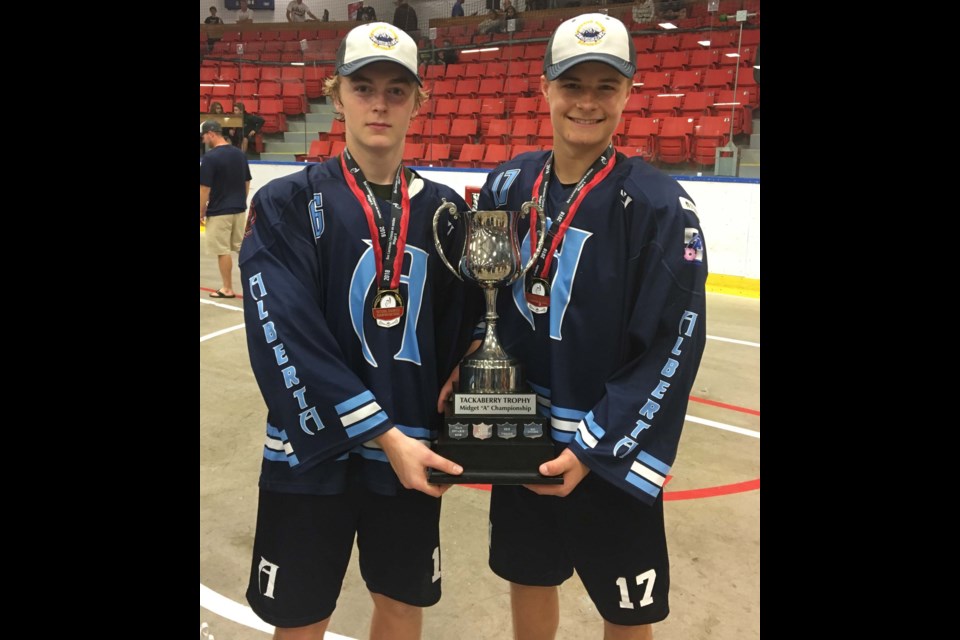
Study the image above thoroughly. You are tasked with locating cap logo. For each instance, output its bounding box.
[368,26,400,50]
[574,20,607,46]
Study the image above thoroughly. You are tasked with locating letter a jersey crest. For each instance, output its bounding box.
[239,158,480,496]
[477,150,709,505]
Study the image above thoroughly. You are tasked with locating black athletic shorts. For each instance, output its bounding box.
[245,472,443,628]
[489,472,670,625]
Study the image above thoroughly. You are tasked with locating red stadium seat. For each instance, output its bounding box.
[452,143,485,168]
[422,143,452,167]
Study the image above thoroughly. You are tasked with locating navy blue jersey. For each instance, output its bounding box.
[478,151,708,505]
[200,144,252,216]
[239,157,477,496]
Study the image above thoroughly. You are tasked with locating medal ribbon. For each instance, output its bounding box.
[340,149,410,291]
[529,144,617,279]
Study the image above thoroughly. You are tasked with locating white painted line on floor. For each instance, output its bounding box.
[686,415,760,438]
[707,334,760,348]
[200,324,246,343]
[201,298,244,312]
[200,584,357,639]
[200,298,756,635]
[200,584,273,634]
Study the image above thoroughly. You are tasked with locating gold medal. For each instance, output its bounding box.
[372,289,404,327]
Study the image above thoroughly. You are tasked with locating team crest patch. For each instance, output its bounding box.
[684,228,704,263]
[575,20,607,46]
[244,204,257,238]
[369,26,400,50]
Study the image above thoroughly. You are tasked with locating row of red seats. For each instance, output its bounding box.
[200,57,755,97]
[301,123,729,168]
[200,63,331,98]
[414,91,754,133]
[200,81,307,115]
[418,46,754,88]
[635,47,758,71]
[423,64,755,101]
[315,113,734,165]
[212,29,350,43]
[209,39,337,56]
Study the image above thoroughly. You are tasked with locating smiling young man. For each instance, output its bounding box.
[468,13,709,640]
[240,22,477,640]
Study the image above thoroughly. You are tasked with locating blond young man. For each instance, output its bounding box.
[446,13,709,640]
[242,23,478,640]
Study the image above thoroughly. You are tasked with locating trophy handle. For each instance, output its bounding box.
[432,199,463,281]
[515,200,547,284]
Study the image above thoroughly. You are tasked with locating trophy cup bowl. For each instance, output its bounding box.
[430,199,561,484]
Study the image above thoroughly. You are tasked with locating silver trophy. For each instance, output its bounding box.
[430,199,560,484]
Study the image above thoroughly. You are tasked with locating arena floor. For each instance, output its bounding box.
[200,233,760,640]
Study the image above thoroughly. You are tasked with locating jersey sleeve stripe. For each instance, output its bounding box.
[630,460,666,487]
[344,411,389,438]
[335,390,376,415]
[340,400,383,427]
[636,450,671,475]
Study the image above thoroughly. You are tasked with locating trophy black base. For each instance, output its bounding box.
[428,414,562,485]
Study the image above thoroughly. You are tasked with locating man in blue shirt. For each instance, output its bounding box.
[200,120,251,298]
[452,0,465,17]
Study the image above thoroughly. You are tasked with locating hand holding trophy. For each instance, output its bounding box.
[430,199,561,484]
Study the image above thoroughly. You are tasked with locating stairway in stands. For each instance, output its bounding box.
[259,99,335,162]
[738,117,759,178]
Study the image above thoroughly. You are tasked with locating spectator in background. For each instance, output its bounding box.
[205,6,223,25]
[322,8,329,21]
[452,0,465,17]
[204,6,224,52]
[440,39,460,66]
[632,0,656,23]
[200,120,251,299]
[477,1,517,34]
[359,5,377,21]
[287,0,318,22]
[393,0,419,36]
[233,102,265,154]
[210,101,243,149]
[236,0,254,23]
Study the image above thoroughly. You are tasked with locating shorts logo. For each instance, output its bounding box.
[683,228,703,263]
[575,20,606,46]
[257,557,280,599]
[369,26,401,50]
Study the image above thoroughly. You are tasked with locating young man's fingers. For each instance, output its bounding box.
[428,453,463,477]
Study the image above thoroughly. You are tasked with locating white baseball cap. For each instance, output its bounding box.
[543,13,636,81]
[336,22,422,86]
